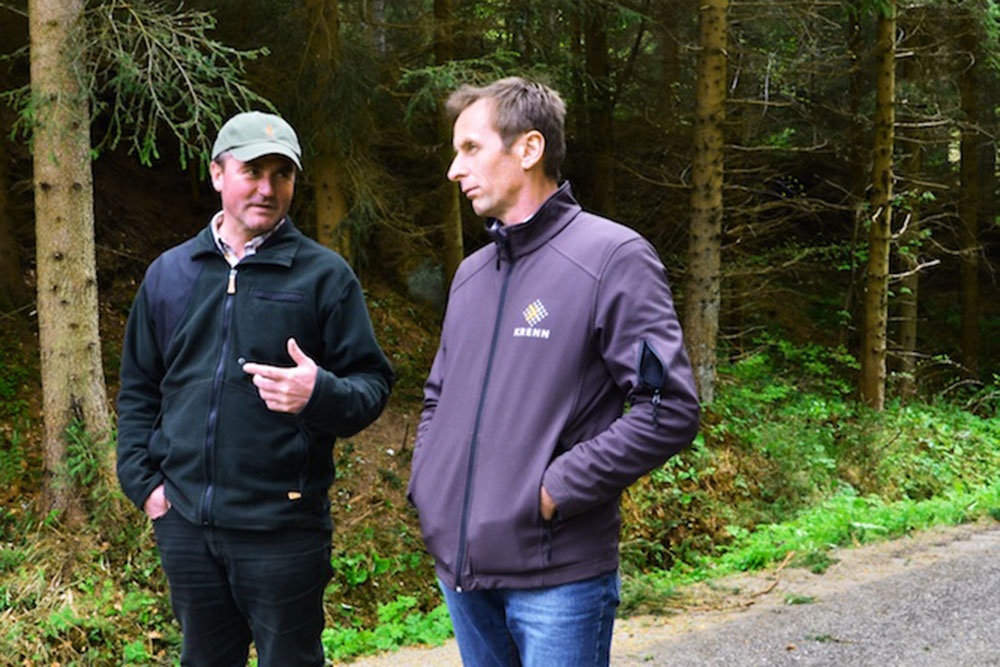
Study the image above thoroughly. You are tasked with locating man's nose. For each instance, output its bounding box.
[447,155,463,182]
[257,176,275,196]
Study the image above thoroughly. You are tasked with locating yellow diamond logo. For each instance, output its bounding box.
[523,299,548,326]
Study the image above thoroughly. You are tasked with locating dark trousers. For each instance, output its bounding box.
[153,510,332,667]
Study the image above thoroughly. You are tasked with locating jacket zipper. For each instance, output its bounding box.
[199,267,238,525]
[454,258,514,591]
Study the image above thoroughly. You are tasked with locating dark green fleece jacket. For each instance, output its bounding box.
[116,219,393,531]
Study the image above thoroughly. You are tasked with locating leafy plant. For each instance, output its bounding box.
[122,639,151,665]
[321,597,452,661]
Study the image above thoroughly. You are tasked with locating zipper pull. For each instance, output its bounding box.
[227,268,237,294]
[652,389,662,428]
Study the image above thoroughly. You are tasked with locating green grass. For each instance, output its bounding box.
[694,482,994,584]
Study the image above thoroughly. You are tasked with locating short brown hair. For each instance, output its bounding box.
[446,77,566,181]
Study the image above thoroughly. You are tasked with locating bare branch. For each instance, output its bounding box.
[0,2,26,17]
[727,98,795,108]
[726,140,830,153]
[892,212,913,239]
[889,259,941,281]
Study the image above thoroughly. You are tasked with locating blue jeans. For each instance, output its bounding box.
[439,571,620,667]
[153,509,332,666]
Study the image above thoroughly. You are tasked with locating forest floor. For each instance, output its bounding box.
[341,518,1000,666]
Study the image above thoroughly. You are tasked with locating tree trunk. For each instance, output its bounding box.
[958,24,981,380]
[435,0,463,288]
[979,72,997,341]
[896,8,926,401]
[0,123,27,313]
[683,0,727,406]
[840,0,866,349]
[313,153,350,258]
[370,0,387,58]
[860,2,896,411]
[29,0,112,524]
[583,0,614,215]
[307,0,351,263]
[897,141,921,401]
[655,0,683,122]
[568,9,585,148]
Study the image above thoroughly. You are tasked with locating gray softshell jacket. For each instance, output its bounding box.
[409,183,700,591]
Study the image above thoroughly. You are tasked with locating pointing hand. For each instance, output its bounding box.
[243,337,318,413]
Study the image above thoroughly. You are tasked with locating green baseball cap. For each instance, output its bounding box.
[211,111,303,170]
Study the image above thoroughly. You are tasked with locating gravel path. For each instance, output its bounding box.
[339,520,1000,666]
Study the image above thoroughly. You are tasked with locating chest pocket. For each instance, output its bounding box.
[251,288,305,303]
[241,288,311,366]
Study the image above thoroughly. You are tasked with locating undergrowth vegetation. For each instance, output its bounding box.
[0,329,997,663]
[619,335,1000,613]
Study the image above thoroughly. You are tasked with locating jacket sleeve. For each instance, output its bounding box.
[298,276,394,437]
[541,238,700,520]
[116,282,166,511]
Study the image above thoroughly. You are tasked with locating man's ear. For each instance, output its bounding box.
[209,160,225,193]
[519,130,546,171]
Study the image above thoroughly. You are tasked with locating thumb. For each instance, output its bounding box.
[287,337,312,366]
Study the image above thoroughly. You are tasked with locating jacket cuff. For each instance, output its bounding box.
[299,367,339,420]
[129,473,165,513]
[541,466,578,520]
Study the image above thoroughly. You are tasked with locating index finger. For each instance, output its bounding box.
[242,362,289,380]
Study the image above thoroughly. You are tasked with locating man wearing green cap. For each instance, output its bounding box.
[116,111,394,665]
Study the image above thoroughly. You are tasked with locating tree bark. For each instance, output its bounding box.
[369,0,387,58]
[568,8,586,148]
[583,0,614,215]
[307,0,351,263]
[29,0,112,523]
[654,0,684,123]
[860,1,896,411]
[840,0,866,349]
[313,153,350,258]
[957,22,981,380]
[896,7,927,401]
[435,0,463,288]
[897,140,921,401]
[683,0,727,406]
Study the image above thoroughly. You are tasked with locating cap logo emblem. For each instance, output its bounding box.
[265,123,275,137]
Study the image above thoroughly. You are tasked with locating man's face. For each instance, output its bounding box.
[210,154,296,237]
[447,98,527,222]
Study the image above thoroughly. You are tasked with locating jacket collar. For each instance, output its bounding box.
[486,182,582,261]
[190,216,301,268]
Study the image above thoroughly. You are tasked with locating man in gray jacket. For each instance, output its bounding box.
[408,77,700,666]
